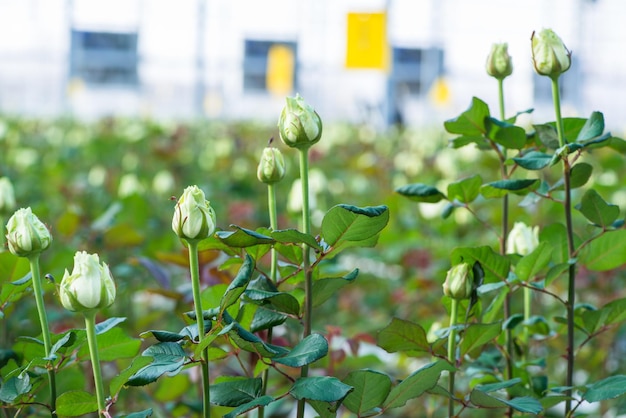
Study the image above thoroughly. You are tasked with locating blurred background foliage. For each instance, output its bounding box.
[2,114,626,416]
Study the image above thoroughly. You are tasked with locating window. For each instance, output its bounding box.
[243,40,297,93]
[70,30,139,86]
[391,47,444,96]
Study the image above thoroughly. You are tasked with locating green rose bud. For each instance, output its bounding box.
[486,43,513,80]
[257,146,286,184]
[5,207,52,257]
[443,263,473,301]
[531,28,571,79]
[507,222,539,256]
[0,177,16,215]
[278,93,322,150]
[59,251,116,312]
[172,185,217,242]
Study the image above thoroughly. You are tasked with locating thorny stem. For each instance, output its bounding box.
[187,240,210,418]
[259,183,279,418]
[297,147,313,418]
[448,299,459,418]
[28,256,57,418]
[84,311,106,417]
[551,77,576,417]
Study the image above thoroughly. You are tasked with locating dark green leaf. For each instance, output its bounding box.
[533,124,559,149]
[0,373,31,403]
[343,370,392,415]
[95,316,126,335]
[290,377,353,402]
[126,342,186,386]
[227,322,289,358]
[211,378,262,407]
[312,269,358,307]
[576,111,604,142]
[221,254,255,311]
[383,361,455,409]
[140,328,194,343]
[450,246,510,284]
[447,175,482,203]
[274,333,328,367]
[47,331,75,360]
[577,189,620,227]
[321,204,389,251]
[377,318,432,355]
[110,357,153,395]
[480,179,538,198]
[396,184,445,203]
[470,390,543,414]
[581,230,626,271]
[476,378,522,393]
[515,242,552,282]
[56,390,98,416]
[444,97,490,136]
[271,229,322,251]
[460,322,502,356]
[223,396,275,418]
[584,375,626,402]
[249,306,287,332]
[217,226,274,247]
[78,327,141,362]
[570,162,593,189]
[244,289,300,316]
[512,151,552,170]
[486,118,527,149]
[121,409,153,418]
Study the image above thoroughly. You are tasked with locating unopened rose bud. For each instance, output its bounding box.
[257,147,286,184]
[486,43,513,80]
[443,263,473,301]
[507,222,539,256]
[278,94,322,150]
[172,186,217,242]
[6,207,52,257]
[531,29,571,79]
[0,177,16,215]
[59,251,116,312]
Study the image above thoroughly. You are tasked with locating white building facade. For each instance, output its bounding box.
[0,0,624,130]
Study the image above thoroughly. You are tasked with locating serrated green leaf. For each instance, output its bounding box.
[444,97,490,136]
[223,396,275,418]
[227,322,288,358]
[249,306,287,332]
[460,322,502,356]
[577,189,619,227]
[211,378,262,407]
[290,377,353,402]
[217,226,274,247]
[312,269,358,307]
[584,375,626,402]
[486,117,527,149]
[383,361,454,409]
[126,342,186,386]
[447,175,482,203]
[220,254,255,311]
[480,179,538,198]
[377,317,432,355]
[512,151,552,170]
[321,204,389,250]
[274,333,328,367]
[343,369,392,414]
[56,390,98,416]
[396,184,445,203]
[580,230,626,271]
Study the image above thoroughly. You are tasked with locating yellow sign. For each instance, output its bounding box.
[345,12,389,70]
[266,44,295,96]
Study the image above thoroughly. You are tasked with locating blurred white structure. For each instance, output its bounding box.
[0,0,624,131]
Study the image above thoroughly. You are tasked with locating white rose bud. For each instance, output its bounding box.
[443,263,474,301]
[257,146,286,184]
[0,177,16,215]
[507,222,539,256]
[486,43,513,80]
[6,207,52,257]
[531,28,571,79]
[278,94,322,150]
[59,251,116,312]
[172,186,217,242]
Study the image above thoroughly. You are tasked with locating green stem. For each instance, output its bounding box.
[84,311,106,417]
[497,78,506,122]
[448,299,458,418]
[0,214,5,251]
[28,256,57,418]
[259,183,279,418]
[297,147,313,418]
[523,286,532,347]
[551,77,576,416]
[187,241,210,418]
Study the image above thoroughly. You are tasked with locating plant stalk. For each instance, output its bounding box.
[448,299,459,418]
[187,240,210,418]
[551,77,576,416]
[28,256,57,418]
[84,311,106,417]
[297,147,313,418]
[259,183,279,418]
